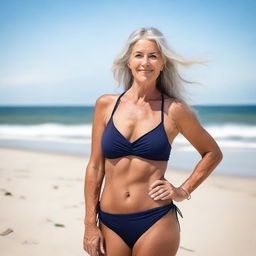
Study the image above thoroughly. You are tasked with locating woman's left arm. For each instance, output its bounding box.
[173,100,223,195]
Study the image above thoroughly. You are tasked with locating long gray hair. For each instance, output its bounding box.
[111,27,205,103]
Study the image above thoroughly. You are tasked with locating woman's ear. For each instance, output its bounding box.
[127,62,130,69]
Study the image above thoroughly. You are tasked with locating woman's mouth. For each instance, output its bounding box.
[138,70,153,73]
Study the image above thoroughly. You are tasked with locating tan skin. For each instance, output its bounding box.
[83,39,223,256]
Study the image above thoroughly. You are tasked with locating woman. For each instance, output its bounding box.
[83,27,223,256]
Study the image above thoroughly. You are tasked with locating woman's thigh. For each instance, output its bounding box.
[132,208,180,256]
[99,221,132,256]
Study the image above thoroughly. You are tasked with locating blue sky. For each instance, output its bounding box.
[0,0,255,105]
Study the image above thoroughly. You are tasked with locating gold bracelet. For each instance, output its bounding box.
[179,186,191,200]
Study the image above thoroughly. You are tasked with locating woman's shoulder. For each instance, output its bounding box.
[164,95,197,120]
[93,94,121,125]
[95,93,120,108]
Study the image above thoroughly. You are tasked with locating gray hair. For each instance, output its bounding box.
[111,27,206,103]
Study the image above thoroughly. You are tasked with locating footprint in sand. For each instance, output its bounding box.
[22,240,38,245]
[4,191,13,196]
[180,245,195,252]
[0,188,12,196]
[0,228,13,236]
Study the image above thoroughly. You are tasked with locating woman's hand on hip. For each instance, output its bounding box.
[83,224,105,256]
[148,179,187,202]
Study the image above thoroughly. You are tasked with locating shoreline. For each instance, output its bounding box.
[1,136,256,177]
[0,145,254,180]
[0,147,255,256]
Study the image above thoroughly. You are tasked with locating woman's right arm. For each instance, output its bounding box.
[83,94,110,255]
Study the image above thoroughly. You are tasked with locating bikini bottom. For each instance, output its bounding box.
[97,201,183,249]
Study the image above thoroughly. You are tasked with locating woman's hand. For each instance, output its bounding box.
[83,224,105,256]
[148,179,187,202]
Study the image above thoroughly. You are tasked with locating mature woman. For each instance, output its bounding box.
[83,27,223,256]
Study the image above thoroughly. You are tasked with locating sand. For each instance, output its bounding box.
[0,147,255,256]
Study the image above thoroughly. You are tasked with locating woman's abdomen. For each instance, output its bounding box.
[99,176,173,214]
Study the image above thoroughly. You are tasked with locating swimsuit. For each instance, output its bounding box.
[98,91,183,248]
[101,91,171,161]
[97,201,183,249]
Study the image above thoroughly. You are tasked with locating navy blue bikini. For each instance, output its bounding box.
[97,91,183,249]
[101,90,171,161]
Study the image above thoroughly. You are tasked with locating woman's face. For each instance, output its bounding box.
[127,39,164,85]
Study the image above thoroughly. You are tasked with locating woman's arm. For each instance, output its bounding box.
[173,100,223,195]
[84,95,108,226]
[83,94,110,255]
[149,99,223,202]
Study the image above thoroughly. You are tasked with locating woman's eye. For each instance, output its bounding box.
[134,54,157,58]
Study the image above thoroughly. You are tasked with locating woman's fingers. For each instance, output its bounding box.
[88,241,96,256]
[149,187,172,200]
[99,234,105,254]
[85,239,95,256]
[149,179,174,200]
[83,226,104,256]
[161,195,171,200]
[90,240,99,256]
[149,179,165,190]
[148,185,165,195]
[153,191,170,200]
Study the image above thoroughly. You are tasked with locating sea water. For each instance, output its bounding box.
[0,105,255,177]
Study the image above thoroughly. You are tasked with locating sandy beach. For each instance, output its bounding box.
[0,147,255,256]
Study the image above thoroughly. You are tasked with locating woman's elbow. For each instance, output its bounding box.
[213,147,223,163]
[202,146,223,164]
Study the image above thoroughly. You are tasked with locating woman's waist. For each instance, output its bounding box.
[99,183,173,214]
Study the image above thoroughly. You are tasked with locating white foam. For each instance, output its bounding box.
[204,124,256,139]
[0,123,256,149]
[0,123,92,144]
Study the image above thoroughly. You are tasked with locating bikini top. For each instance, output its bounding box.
[101,91,172,161]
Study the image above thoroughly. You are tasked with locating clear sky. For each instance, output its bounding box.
[0,0,255,105]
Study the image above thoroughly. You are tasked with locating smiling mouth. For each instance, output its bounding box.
[138,70,153,72]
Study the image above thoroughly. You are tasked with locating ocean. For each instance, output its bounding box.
[0,105,255,177]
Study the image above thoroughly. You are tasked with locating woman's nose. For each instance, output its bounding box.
[142,56,149,65]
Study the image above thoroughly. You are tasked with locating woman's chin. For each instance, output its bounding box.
[134,76,155,84]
